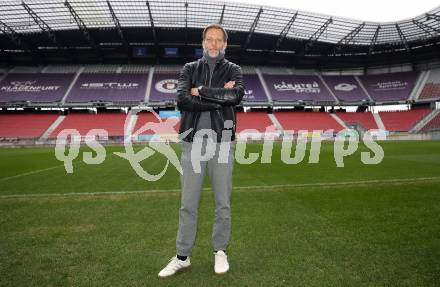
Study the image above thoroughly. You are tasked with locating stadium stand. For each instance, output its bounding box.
[336,112,379,130]
[420,113,440,132]
[321,76,369,103]
[0,73,75,103]
[263,74,336,103]
[0,68,432,106]
[236,112,276,133]
[133,111,179,136]
[64,73,148,104]
[241,66,257,74]
[82,65,120,74]
[120,65,150,74]
[0,65,438,138]
[43,65,80,74]
[419,69,440,100]
[149,69,179,103]
[8,66,43,73]
[359,72,418,103]
[49,112,127,138]
[154,66,182,73]
[379,108,431,132]
[0,113,59,138]
[259,67,292,75]
[242,74,269,103]
[274,111,344,132]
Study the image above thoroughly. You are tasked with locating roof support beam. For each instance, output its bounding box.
[146,1,159,55]
[22,2,63,49]
[183,2,189,61]
[412,19,440,35]
[303,17,333,53]
[273,12,298,52]
[242,7,263,51]
[219,4,226,24]
[64,0,101,58]
[335,22,365,53]
[0,20,39,57]
[368,25,380,55]
[426,13,440,21]
[106,0,130,57]
[395,23,411,54]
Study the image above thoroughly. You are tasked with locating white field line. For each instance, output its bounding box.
[0,149,164,183]
[0,161,84,182]
[0,176,439,199]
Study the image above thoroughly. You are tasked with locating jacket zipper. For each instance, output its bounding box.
[209,65,213,87]
[208,62,225,141]
[208,62,218,140]
[211,62,235,140]
[191,61,228,142]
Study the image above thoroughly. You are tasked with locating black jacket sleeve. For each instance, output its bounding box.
[199,64,245,106]
[176,63,221,112]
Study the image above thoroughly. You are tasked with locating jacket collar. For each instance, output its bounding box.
[199,57,227,65]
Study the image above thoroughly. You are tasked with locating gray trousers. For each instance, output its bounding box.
[176,140,235,256]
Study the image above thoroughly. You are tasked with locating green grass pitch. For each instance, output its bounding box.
[0,141,439,286]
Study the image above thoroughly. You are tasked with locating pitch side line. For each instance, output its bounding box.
[1,176,439,199]
[0,161,85,182]
[0,164,68,182]
[0,151,162,183]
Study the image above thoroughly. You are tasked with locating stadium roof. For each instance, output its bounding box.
[0,0,440,68]
[228,0,440,23]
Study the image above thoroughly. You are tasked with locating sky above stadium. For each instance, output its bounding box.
[224,0,440,22]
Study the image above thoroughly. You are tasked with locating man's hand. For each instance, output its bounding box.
[191,81,235,97]
[224,81,235,89]
[191,87,200,97]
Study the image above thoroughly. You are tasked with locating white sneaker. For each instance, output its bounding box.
[158,256,191,278]
[214,250,229,274]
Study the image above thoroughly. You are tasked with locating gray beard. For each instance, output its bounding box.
[203,48,225,61]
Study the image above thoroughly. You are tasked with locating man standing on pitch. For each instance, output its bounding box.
[158,23,244,277]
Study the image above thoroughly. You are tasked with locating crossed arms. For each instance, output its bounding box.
[176,63,245,112]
